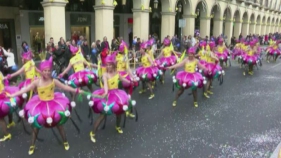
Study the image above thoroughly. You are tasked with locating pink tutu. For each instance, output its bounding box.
[118,71,138,94]
[89,89,136,115]
[0,86,24,118]
[215,51,229,62]
[232,49,244,60]
[18,79,32,89]
[267,47,281,56]
[136,66,162,82]
[155,55,177,70]
[68,70,97,88]
[241,54,258,65]
[173,71,206,90]
[199,63,224,79]
[21,93,71,128]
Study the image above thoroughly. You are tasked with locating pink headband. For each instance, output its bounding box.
[21,51,32,60]
[40,56,53,71]
[70,45,79,55]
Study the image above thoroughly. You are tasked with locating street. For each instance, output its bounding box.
[1,56,281,158]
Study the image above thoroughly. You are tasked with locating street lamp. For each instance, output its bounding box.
[154,0,158,9]
[178,3,182,13]
[122,0,126,5]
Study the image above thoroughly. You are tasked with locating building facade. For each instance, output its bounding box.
[0,0,281,62]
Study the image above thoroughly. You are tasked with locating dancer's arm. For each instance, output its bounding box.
[156,50,163,59]
[83,60,97,68]
[8,80,38,97]
[197,60,208,71]
[59,63,72,77]
[5,66,25,80]
[119,75,131,85]
[102,73,108,96]
[54,79,84,94]
[210,52,219,61]
[167,59,186,70]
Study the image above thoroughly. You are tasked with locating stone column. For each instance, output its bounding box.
[200,17,211,37]
[261,23,266,35]
[41,0,68,43]
[224,20,233,44]
[132,9,149,41]
[94,5,114,42]
[266,24,271,34]
[182,15,195,37]
[241,21,249,36]
[213,18,223,37]
[233,21,242,38]
[255,23,261,35]
[161,12,176,40]
[249,22,256,34]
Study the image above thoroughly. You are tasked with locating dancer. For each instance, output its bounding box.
[115,41,138,118]
[9,57,84,155]
[5,51,41,99]
[242,41,258,75]
[156,38,177,83]
[265,39,280,62]
[136,42,162,99]
[88,55,136,143]
[59,45,97,91]
[167,47,208,107]
[0,73,24,142]
[214,38,229,68]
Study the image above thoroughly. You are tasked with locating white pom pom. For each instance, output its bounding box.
[68,81,72,85]
[28,117,34,124]
[79,78,82,83]
[11,101,16,107]
[222,70,225,74]
[142,75,146,79]
[239,56,242,59]
[173,79,177,83]
[87,95,91,100]
[136,77,140,81]
[64,110,71,117]
[46,117,53,124]
[89,101,94,107]
[104,106,110,112]
[203,77,206,80]
[159,70,163,75]
[131,100,136,106]
[128,95,131,99]
[171,62,174,65]
[62,93,66,97]
[64,80,68,84]
[196,68,198,71]
[199,69,202,73]
[153,74,157,77]
[182,83,187,87]
[172,76,175,79]
[194,82,198,86]
[123,105,128,111]
[135,58,138,62]
[227,56,230,59]
[22,93,27,99]
[71,101,76,108]
[133,71,136,75]
[221,57,223,60]
[203,80,207,85]
[91,75,94,78]
[218,71,222,74]
[19,110,24,118]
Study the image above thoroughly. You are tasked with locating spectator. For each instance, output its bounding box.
[81,40,90,61]
[2,47,17,84]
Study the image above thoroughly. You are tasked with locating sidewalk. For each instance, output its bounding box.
[271,142,281,158]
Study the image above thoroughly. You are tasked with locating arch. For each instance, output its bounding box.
[242,11,249,22]
[223,5,232,20]
[195,0,209,17]
[175,0,192,15]
[256,15,261,23]
[210,3,222,18]
[233,8,241,22]
[250,13,255,22]
[271,17,275,24]
[262,16,266,23]
[160,0,172,12]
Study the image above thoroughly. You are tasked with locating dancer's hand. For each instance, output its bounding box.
[58,74,63,78]
[6,93,13,98]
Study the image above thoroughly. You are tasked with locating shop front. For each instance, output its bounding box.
[28,12,45,53]
[0,20,16,51]
[69,13,92,43]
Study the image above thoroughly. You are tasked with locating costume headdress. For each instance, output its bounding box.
[187,47,196,54]
[105,55,116,64]
[163,38,171,46]
[39,52,53,71]
[21,50,32,60]
[70,45,79,55]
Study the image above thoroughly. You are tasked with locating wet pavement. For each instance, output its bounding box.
[1,54,281,158]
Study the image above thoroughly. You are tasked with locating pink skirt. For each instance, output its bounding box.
[136,66,161,82]
[173,71,205,90]
[68,70,97,88]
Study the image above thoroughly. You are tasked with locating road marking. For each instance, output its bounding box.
[267,62,281,70]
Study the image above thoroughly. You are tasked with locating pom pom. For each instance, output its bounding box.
[199,69,202,73]
[91,75,94,78]
[19,110,24,118]
[104,106,110,112]
[22,93,27,99]
[222,70,225,75]
[71,101,76,108]
[173,79,177,83]
[194,82,198,86]
[203,77,206,80]
[89,101,94,107]
[227,56,230,59]
[46,117,53,124]
[172,76,175,79]
[123,105,128,111]
[153,74,157,77]
[218,71,222,74]
[131,100,136,106]
[136,77,140,81]
[203,80,207,85]
[87,95,91,100]
[142,75,146,79]
[68,81,72,85]
[79,78,82,83]
[64,80,68,84]
[128,95,131,99]
[62,93,66,97]
[182,83,187,87]
[135,58,138,62]
[159,70,163,75]
[11,101,16,107]
[196,68,198,71]
[133,71,136,75]
[171,62,174,65]
[64,110,70,117]
[28,117,34,124]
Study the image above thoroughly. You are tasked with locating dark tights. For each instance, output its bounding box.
[92,114,122,133]
[174,88,197,103]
